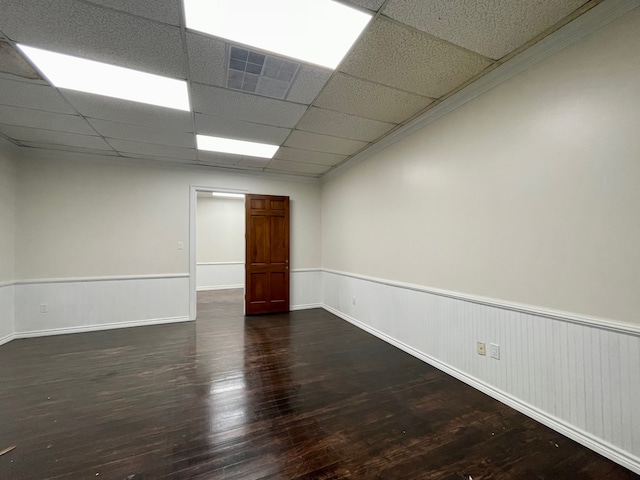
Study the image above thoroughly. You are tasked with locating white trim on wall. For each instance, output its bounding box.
[321,269,640,475]
[14,275,190,337]
[196,262,244,291]
[0,283,15,346]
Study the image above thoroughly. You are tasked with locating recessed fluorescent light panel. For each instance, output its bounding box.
[17,45,190,111]
[211,192,245,199]
[183,0,372,69]
[196,134,279,158]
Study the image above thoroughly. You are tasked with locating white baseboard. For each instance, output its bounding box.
[0,333,15,347]
[323,304,640,474]
[290,303,322,311]
[197,284,243,291]
[15,316,191,339]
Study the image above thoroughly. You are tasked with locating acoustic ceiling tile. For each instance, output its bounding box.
[191,83,308,128]
[285,65,333,104]
[266,159,331,175]
[0,78,76,113]
[284,130,367,156]
[197,151,241,165]
[0,0,185,78]
[314,73,433,124]
[296,106,395,142]
[0,124,112,149]
[107,138,197,160]
[82,0,181,25]
[0,41,41,80]
[274,146,346,166]
[341,0,386,11]
[0,105,95,135]
[238,157,271,168]
[121,153,197,165]
[87,119,195,148]
[63,91,193,131]
[186,33,227,87]
[340,17,491,98]
[383,0,588,60]
[18,141,120,156]
[195,114,291,144]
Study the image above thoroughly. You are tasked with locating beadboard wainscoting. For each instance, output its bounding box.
[321,269,640,474]
[13,275,190,338]
[290,269,322,311]
[0,283,15,346]
[196,262,244,291]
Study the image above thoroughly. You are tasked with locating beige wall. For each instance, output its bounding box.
[15,153,321,279]
[197,196,245,263]
[321,10,640,325]
[0,143,17,284]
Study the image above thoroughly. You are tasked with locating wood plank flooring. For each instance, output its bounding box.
[0,289,636,479]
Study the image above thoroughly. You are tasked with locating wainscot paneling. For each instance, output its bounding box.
[196,262,244,291]
[290,269,322,311]
[0,283,15,346]
[321,269,640,475]
[14,275,190,337]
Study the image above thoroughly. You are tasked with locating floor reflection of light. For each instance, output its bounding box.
[208,374,249,432]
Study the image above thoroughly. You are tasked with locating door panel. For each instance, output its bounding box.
[245,194,290,315]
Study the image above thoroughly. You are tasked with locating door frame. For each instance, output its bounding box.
[188,185,250,321]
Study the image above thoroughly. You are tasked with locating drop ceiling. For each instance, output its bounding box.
[0,0,597,178]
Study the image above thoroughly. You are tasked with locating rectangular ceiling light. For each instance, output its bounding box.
[211,192,245,198]
[183,0,372,69]
[17,45,190,111]
[196,134,279,158]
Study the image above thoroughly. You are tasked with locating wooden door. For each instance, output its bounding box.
[245,194,290,315]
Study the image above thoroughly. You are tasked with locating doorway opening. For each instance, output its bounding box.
[189,186,248,321]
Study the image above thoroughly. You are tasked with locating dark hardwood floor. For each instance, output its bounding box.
[0,289,636,479]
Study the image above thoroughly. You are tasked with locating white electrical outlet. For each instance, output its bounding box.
[39,304,48,314]
[490,343,500,360]
[477,342,486,356]
[177,242,184,250]
[352,296,356,305]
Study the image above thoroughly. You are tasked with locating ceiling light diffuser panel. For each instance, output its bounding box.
[196,134,279,158]
[17,45,190,111]
[183,0,372,69]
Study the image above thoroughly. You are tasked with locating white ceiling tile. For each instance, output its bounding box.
[186,33,227,87]
[118,153,197,165]
[314,73,432,123]
[63,91,193,131]
[383,0,588,60]
[18,141,120,156]
[107,138,196,160]
[341,17,491,98]
[266,159,330,175]
[274,147,346,166]
[296,107,395,142]
[0,124,112,149]
[0,78,76,113]
[338,0,386,11]
[197,151,240,165]
[87,119,195,148]
[0,105,95,135]
[285,65,333,104]
[284,130,367,156]
[0,0,185,78]
[192,83,308,128]
[0,41,41,80]
[195,114,291,144]
[83,0,181,25]
[237,157,270,168]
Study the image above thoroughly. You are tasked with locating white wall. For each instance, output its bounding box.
[196,196,245,290]
[11,151,321,333]
[0,141,17,343]
[322,8,640,326]
[320,8,640,474]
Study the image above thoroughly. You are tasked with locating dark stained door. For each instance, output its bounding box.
[245,194,290,315]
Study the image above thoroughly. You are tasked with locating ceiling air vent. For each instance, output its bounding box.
[226,45,299,100]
